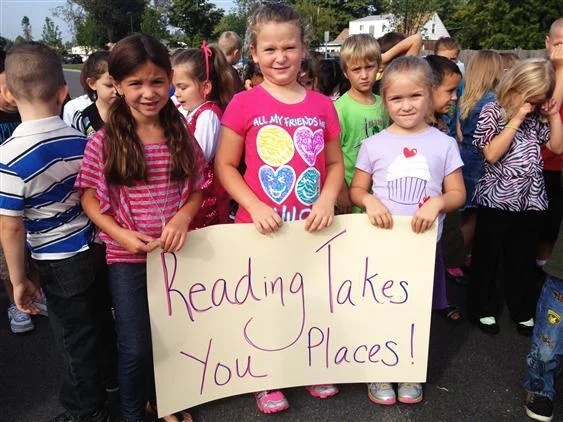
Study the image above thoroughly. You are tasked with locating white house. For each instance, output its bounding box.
[349,12,449,41]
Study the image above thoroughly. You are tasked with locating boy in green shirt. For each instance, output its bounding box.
[335,34,389,213]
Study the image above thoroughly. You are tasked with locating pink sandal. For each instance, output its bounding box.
[254,390,289,414]
[306,384,339,398]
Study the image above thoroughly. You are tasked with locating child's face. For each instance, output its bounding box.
[0,72,17,113]
[432,72,461,114]
[250,22,306,88]
[89,72,117,107]
[436,48,459,62]
[384,73,430,132]
[344,59,377,94]
[115,60,171,121]
[172,65,206,112]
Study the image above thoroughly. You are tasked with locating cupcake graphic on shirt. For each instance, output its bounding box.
[386,147,430,205]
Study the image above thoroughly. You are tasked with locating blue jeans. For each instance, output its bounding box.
[109,262,155,420]
[524,275,563,400]
[34,249,107,418]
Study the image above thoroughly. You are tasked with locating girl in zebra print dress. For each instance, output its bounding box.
[468,59,563,335]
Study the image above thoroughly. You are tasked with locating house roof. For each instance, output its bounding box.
[334,28,349,41]
[350,14,392,23]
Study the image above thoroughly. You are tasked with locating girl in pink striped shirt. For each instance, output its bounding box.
[76,34,206,422]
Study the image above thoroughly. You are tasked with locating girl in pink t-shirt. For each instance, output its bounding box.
[172,43,235,229]
[76,35,206,422]
[214,3,344,414]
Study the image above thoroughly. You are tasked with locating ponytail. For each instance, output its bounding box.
[172,43,235,110]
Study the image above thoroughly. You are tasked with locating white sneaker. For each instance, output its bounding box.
[7,303,34,334]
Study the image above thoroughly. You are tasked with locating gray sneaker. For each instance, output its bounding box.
[33,289,48,317]
[7,303,34,334]
[398,382,423,403]
[367,382,396,405]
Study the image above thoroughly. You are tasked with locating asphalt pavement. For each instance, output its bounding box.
[2,276,560,422]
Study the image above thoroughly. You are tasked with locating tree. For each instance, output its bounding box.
[380,0,439,35]
[0,36,14,52]
[14,36,26,45]
[76,14,106,48]
[73,0,145,42]
[213,12,248,41]
[42,17,64,51]
[141,6,169,39]
[448,0,563,49]
[293,0,337,47]
[169,0,224,44]
[52,0,84,42]
[21,16,32,41]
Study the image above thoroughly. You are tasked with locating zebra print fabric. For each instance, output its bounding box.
[472,102,550,211]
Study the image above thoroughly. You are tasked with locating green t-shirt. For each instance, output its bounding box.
[335,92,389,187]
[545,218,563,280]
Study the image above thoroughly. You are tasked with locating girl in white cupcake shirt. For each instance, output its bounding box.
[350,56,465,405]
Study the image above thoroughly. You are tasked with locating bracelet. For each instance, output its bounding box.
[505,124,518,131]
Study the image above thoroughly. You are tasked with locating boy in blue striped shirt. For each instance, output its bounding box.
[0,43,108,422]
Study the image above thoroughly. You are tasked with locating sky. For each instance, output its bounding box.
[0,0,234,43]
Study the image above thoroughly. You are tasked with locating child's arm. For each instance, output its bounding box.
[411,168,465,234]
[81,189,159,254]
[481,103,534,163]
[336,183,353,214]
[0,216,40,314]
[350,169,393,229]
[215,126,282,234]
[305,139,344,232]
[160,190,203,253]
[544,99,563,154]
[550,44,563,104]
[381,34,423,68]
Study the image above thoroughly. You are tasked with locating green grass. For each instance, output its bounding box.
[62,64,83,71]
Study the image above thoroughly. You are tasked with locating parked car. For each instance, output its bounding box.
[62,54,83,64]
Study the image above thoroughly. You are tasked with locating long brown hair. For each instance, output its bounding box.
[104,34,196,186]
[172,44,235,110]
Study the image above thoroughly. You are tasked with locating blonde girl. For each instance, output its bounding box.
[350,56,465,406]
[468,59,563,335]
[215,3,344,414]
[457,51,504,260]
[76,34,206,422]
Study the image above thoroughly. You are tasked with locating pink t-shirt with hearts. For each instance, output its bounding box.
[222,86,341,223]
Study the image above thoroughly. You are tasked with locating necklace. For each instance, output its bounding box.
[144,175,171,230]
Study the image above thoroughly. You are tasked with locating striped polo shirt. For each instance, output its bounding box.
[0,116,93,260]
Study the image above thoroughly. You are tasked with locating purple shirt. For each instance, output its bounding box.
[356,126,463,238]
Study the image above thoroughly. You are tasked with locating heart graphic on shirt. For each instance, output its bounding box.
[403,147,417,158]
[259,165,296,204]
[294,126,324,166]
[296,167,321,205]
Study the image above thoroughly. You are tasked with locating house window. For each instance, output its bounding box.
[359,24,364,31]
[369,25,374,35]
[432,24,435,34]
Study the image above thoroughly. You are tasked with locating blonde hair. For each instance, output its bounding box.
[339,34,381,73]
[496,58,555,120]
[459,51,503,120]
[246,3,308,49]
[380,56,434,117]
[218,31,242,56]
